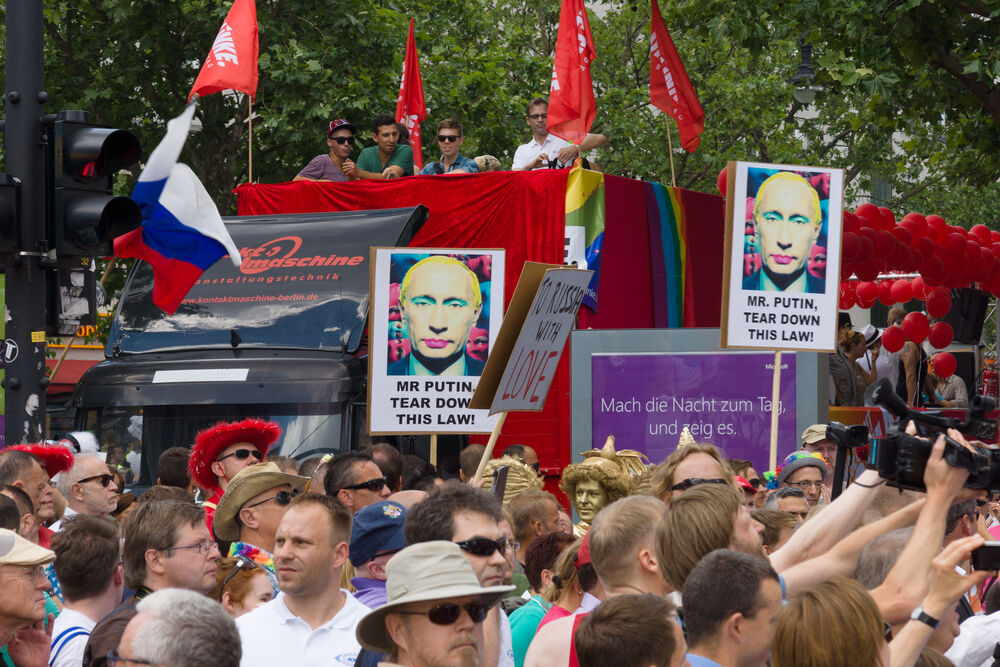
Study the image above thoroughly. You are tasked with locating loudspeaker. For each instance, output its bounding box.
[941,288,990,345]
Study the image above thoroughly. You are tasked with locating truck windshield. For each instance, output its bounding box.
[80,403,345,487]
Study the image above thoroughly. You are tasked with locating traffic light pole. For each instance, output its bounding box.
[4,0,50,445]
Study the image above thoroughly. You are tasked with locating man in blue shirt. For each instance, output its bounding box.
[419,119,478,175]
[682,550,783,667]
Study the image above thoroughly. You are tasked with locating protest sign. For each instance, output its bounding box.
[721,161,844,352]
[368,248,504,434]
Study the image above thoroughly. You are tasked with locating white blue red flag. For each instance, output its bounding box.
[114,103,242,314]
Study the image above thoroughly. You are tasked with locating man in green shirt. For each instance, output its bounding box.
[355,114,414,179]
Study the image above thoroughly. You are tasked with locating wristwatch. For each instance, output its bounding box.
[910,606,940,629]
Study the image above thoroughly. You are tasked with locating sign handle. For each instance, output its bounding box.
[769,350,782,472]
[472,411,508,484]
[430,434,438,467]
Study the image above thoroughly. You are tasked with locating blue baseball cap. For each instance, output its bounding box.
[349,500,407,567]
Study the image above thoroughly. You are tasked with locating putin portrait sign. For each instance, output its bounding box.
[369,247,505,434]
[721,161,844,352]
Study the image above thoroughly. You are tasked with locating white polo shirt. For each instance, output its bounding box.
[237,591,369,667]
[511,134,573,170]
[49,607,96,667]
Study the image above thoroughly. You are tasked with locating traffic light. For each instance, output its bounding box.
[0,174,20,252]
[50,110,142,256]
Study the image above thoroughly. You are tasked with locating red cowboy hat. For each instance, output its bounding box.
[9,443,74,477]
[188,419,281,491]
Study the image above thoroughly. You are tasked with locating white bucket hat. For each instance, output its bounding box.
[355,540,514,653]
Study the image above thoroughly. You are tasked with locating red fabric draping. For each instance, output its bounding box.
[236,170,568,304]
[579,175,655,329]
[679,187,724,327]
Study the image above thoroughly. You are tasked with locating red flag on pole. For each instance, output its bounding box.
[188,0,259,102]
[546,0,596,145]
[649,0,704,151]
[396,19,427,170]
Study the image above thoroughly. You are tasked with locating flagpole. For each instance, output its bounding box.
[665,118,677,187]
[248,95,253,183]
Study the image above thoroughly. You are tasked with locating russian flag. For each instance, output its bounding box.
[114,102,242,314]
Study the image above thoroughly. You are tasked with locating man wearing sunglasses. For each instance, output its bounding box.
[418,119,479,175]
[511,97,607,171]
[294,118,358,183]
[357,541,514,667]
[325,452,392,513]
[212,462,309,556]
[188,419,281,535]
[51,454,119,531]
[405,482,514,667]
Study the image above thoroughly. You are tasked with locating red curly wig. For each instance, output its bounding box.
[10,443,74,477]
[188,419,281,491]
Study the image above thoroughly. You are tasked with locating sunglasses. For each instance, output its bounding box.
[217,448,262,463]
[330,135,355,145]
[398,602,490,625]
[455,537,507,557]
[528,113,547,120]
[670,478,728,492]
[747,478,762,489]
[343,476,388,492]
[246,489,299,509]
[78,473,115,488]
[437,135,460,142]
[219,554,258,596]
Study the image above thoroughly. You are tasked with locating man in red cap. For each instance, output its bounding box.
[188,419,281,534]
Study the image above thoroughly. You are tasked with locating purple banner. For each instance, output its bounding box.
[591,352,797,469]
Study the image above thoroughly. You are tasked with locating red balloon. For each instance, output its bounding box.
[843,211,861,236]
[881,325,906,353]
[890,279,912,303]
[879,207,896,226]
[966,240,982,263]
[855,203,884,228]
[993,230,1000,244]
[856,234,875,264]
[875,230,896,258]
[911,276,928,300]
[925,288,952,319]
[856,281,878,303]
[890,226,912,246]
[926,215,948,243]
[877,280,895,306]
[717,167,728,197]
[971,224,992,245]
[856,262,880,282]
[921,255,945,286]
[945,232,967,255]
[902,311,930,343]
[927,321,954,349]
[842,232,860,262]
[903,213,928,239]
[932,352,957,378]
[913,236,935,260]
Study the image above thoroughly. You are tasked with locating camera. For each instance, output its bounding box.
[826,421,869,449]
[864,378,1000,493]
[972,541,1000,571]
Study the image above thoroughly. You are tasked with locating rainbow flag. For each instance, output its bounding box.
[564,165,606,310]
[646,182,690,327]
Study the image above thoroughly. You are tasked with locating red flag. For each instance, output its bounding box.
[395,19,427,170]
[188,0,259,103]
[649,0,704,151]
[546,0,596,144]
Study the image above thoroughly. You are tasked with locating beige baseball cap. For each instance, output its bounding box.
[0,529,55,566]
[801,424,830,445]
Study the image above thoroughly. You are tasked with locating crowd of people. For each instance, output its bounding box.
[830,310,970,409]
[0,414,998,667]
[292,97,608,183]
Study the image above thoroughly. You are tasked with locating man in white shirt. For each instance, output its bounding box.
[511,98,607,171]
[237,493,369,667]
[48,515,123,667]
[52,454,119,531]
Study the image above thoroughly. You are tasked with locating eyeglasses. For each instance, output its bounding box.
[883,621,893,641]
[5,564,46,580]
[162,541,219,557]
[107,650,155,666]
[78,474,115,488]
[437,135,460,142]
[455,537,507,557]
[746,478,762,489]
[342,476,388,492]
[670,478,728,492]
[397,602,490,625]
[245,489,299,509]
[528,113,547,120]
[217,448,262,463]
[330,136,355,145]
[789,480,825,490]
[219,554,258,595]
